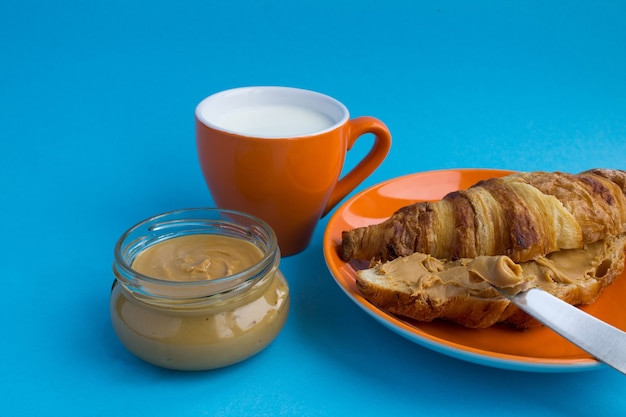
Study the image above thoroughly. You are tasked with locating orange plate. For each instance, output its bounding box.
[323,169,626,372]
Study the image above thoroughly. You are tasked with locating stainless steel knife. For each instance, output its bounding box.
[497,287,626,375]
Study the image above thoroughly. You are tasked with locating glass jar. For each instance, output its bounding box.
[110,208,289,371]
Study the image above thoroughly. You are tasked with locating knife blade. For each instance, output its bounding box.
[498,287,626,375]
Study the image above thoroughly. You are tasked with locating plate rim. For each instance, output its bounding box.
[323,168,607,373]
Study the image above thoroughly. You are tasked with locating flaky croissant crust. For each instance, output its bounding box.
[340,169,626,263]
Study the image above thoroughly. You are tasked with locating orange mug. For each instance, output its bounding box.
[195,86,391,256]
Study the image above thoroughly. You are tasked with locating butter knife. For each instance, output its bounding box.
[497,287,626,375]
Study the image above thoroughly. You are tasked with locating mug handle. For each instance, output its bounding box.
[322,116,392,217]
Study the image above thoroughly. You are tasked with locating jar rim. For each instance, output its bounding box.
[112,208,280,298]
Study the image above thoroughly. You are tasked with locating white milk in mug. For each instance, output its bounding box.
[213,105,337,137]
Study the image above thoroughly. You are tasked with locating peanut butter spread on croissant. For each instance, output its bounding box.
[356,236,626,328]
[343,168,626,329]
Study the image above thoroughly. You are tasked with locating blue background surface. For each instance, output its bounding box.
[2,0,626,415]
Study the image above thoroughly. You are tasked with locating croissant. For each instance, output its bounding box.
[340,169,626,263]
[355,235,626,328]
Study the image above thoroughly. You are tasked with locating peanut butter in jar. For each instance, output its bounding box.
[110,209,289,371]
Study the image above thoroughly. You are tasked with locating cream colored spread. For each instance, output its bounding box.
[111,233,289,370]
[468,240,611,301]
[365,239,615,303]
[373,253,499,301]
[110,270,289,370]
[131,234,262,281]
[356,237,624,328]
[468,256,530,296]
